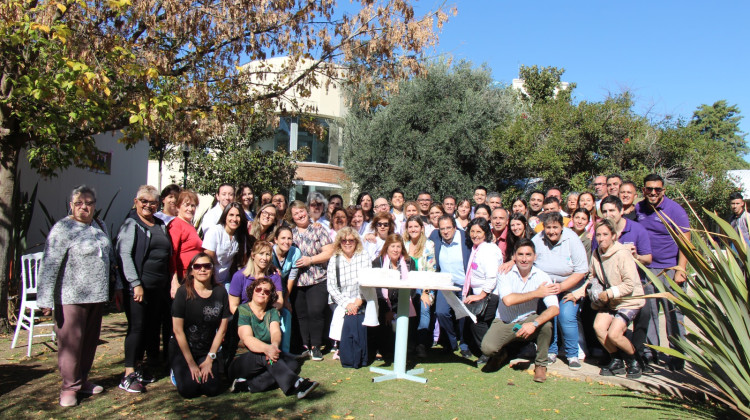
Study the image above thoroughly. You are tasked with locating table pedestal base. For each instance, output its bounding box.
[370,366,426,383]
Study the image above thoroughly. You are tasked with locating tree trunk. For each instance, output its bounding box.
[0,148,19,333]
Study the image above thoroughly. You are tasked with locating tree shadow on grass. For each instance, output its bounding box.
[598,391,742,420]
[0,363,54,397]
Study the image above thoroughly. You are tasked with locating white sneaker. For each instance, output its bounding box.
[548,353,557,364]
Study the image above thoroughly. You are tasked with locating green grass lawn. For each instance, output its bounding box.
[0,312,733,419]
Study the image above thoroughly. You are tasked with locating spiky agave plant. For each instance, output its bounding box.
[641,204,750,417]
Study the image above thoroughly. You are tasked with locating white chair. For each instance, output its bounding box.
[11,252,56,357]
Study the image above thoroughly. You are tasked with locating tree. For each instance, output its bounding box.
[184,122,307,197]
[343,61,518,199]
[0,0,454,332]
[516,64,573,104]
[690,100,747,159]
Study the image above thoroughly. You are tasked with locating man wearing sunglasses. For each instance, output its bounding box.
[635,173,690,371]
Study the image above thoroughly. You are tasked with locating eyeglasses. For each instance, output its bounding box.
[73,200,96,207]
[376,222,390,228]
[438,226,454,231]
[260,210,276,218]
[309,202,323,207]
[192,262,213,271]
[137,198,159,207]
[341,238,355,244]
[644,187,664,193]
[593,182,606,186]
[254,286,272,296]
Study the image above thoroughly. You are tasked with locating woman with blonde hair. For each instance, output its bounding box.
[249,203,278,241]
[403,215,437,357]
[327,227,371,368]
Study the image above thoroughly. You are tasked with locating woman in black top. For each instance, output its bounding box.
[116,185,173,392]
[170,253,231,398]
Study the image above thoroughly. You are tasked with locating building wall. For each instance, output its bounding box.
[19,131,148,251]
[295,162,347,185]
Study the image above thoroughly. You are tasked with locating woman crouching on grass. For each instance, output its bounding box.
[170,253,231,398]
[228,277,320,399]
[591,219,645,379]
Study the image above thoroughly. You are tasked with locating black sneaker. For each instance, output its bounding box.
[311,347,323,361]
[135,369,155,384]
[626,356,643,379]
[604,357,626,375]
[476,355,490,367]
[296,379,319,399]
[415,344,427,358]
[119,373,145,393]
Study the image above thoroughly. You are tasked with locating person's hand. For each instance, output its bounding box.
[198,357,214,383]
[188,361,202,383]
[364,233,377,243]
[385,311,395,325]
[345,302,359,315]
[674,270,687,284]
[41,308,52,316]
[561,293,577,303]
[420,292,432,307]
[284,299,293,313]
[264,343,280,363]
[498,260,515,274]
[625,243,638,258]
[598,291,610,303]
[273,301,283,310]
[113,290,123,311]
[535,282,556,298]
[548,283,561,295]
[463,294,483,304]
[516,322,537,339]
[295,256,312,268]
[132,285,144,303]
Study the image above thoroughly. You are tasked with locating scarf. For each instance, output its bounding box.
[463,242,482,299]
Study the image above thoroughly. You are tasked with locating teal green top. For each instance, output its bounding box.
[237,305,280,344]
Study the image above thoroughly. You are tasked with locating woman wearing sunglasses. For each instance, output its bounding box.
[228,277,320,399]
[170,253,231,398]
[363,212,395,261]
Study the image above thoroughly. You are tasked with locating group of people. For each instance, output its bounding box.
[36,172,705,406]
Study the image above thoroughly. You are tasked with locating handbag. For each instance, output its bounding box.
[587,250,608,310]
[464,295,489,317]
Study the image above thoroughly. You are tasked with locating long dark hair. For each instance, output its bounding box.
[356,192,374,222]
[218,202,254,274]
[505,213,531,262]
[183,252,218,300]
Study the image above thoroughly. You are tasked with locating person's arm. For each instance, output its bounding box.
[555,234,588,293]
[270,320,282,348]
[229,295,241,314]
[326,257,351,307]
[37,221,67,310]
[502,281,556,307]
[606,255,640,299]
[516,305,560,339]
[238,324,280,362]
[198,316,229,382]
[555,272,586,293]
[201,228,220,274]
[674,230,691,283]
[116,219,144,302]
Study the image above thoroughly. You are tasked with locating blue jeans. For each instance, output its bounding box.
[435,289,468,352]
[548,295,579,359]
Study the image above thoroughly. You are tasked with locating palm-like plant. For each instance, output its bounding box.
[642,206,750,417]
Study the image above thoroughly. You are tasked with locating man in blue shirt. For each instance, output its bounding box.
[429,215,472,357]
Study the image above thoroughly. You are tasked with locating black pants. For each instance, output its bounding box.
[168,339,222,398]
[291,281,328,348]
[228,351,300,395]
[124,285,170,368]
[464,294,499,357]
[631,282,653,360]
[223,312,240,370]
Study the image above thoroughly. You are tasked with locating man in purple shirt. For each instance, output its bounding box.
[635,174,690,370]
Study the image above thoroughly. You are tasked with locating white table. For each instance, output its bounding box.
[359,269,464,384]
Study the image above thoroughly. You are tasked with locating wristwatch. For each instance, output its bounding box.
[208,352,217,360]
[532,321,539,328]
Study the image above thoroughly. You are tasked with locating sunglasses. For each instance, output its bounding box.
[137,198,159,207]
[341,238,355,244]
[254,286,272,296]
[192,262,213,271]
[376,222,390,228]
[644,187,664,193]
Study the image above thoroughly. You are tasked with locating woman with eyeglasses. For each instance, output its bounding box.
[363,212,395,261]
[203,202,252,290]
[170,253,231,398]
[249,203,278,242]
[288,200,335,361]
[327,227,371,368]
[226,241,284,364]
[116,185,173,393]
[227,277,320,398]
[403,215,437,358]
[167,190,203,298]
[38,185,117,407]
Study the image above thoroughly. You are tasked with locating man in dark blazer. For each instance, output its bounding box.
[428,215,472,356]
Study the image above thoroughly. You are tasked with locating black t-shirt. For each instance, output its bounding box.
[623,211,637,221]
[172,285,231,357]
[140,225,171,288]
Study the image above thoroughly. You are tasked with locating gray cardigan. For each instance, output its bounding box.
[38,217,114,308]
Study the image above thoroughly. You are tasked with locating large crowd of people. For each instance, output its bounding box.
[36,173,737,407]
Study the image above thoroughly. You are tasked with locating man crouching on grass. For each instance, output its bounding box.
[480,239,559,382]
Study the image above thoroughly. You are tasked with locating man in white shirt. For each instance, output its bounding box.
[480,239,559,382]
[201,183,235,234]
[390,188,405,228]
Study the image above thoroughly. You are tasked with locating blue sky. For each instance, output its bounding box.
[423,1,750,135]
